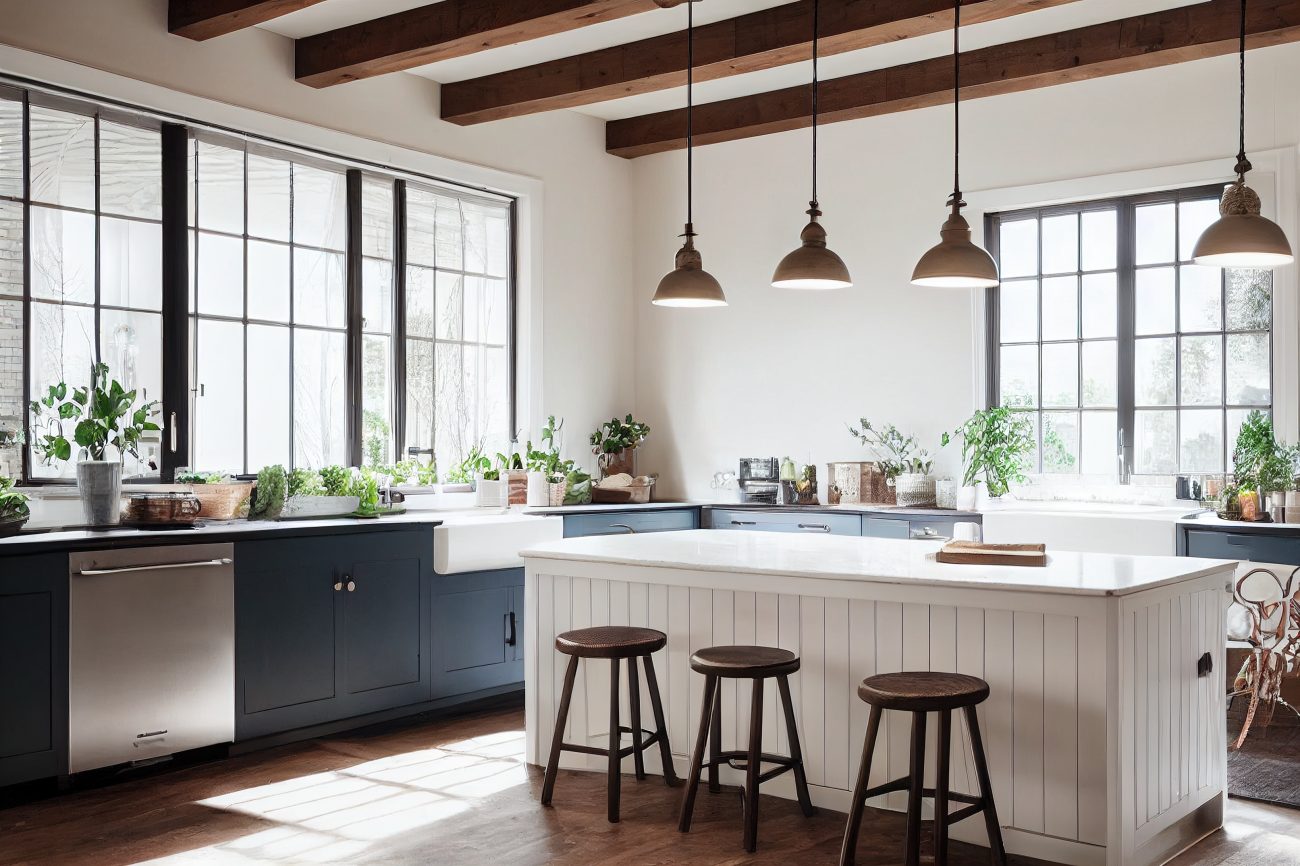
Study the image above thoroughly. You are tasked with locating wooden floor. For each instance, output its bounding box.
[1,700,1297,866]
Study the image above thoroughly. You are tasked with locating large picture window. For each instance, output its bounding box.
[988,185,1273,479]
[0,80,516,483]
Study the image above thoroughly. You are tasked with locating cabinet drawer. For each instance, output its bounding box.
[710,509,861,536]
[1184,529,1300,565]
[862,517,910,539]
[563,508,699,538]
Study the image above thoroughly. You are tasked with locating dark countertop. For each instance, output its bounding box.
[0,512,441,556]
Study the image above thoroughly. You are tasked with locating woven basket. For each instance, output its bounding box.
[189,482,254,520]
[548,481,568,507]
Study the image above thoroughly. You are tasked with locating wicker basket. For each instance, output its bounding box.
[592,478,654,504]
[188,482,254,520]
[548,481,568,507]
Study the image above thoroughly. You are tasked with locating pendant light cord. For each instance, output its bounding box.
[810,0,820,213]
[686,0,695,233]
[1235,0,1252,179]
[950,0,963,210]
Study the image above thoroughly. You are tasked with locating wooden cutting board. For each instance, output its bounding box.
[936,540,1047,567]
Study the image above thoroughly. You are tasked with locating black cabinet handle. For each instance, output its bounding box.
[609,523,636,534]
[506,611,517,647]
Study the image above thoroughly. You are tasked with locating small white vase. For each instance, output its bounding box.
[526,471,549,507]
[77,460,122,526]
[474,478,506,508]
[955,485,978,511]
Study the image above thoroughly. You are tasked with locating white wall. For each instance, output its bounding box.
[0,0,637,467]
[632,44,1300,501]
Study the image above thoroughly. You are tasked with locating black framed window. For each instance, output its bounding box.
[0,79,516,483]
[988,185,1273,479]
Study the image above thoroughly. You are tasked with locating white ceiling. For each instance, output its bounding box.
[258,0,1208,121]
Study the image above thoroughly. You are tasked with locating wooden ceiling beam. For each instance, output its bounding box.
[169,0,327,40]
[442,0,1083,125]
[296,0,667,89]
[606,0,1300,158]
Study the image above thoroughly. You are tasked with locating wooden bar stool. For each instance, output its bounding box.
[540,626,679,823]
[840,671,1007,866]
[678,645,816,853]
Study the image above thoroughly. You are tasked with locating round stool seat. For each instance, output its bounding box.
[690,645,800,678]
[857,671,989,712]
[555,626,666,658]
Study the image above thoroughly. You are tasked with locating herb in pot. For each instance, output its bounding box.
[287,468,324,499]
[320,465,353,498]
[528,416,575,479]
[249,464,287,520]
[941,407,1035,498]
[351,468,383,516]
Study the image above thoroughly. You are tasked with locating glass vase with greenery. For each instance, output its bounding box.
[847,419,919,481]
[942,407,1035,499]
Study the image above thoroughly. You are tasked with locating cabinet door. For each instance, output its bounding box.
[510,584,525,663]
[563,508,698,538]
[340,550,428,715]
[862,517,911,539]
[0,554,68,786]
[432,569,524,698]
[711,509,862,536]
[235,538,341,739]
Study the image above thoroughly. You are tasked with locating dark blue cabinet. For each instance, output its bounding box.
[235,527,432,740]
[431,568,524,699]
[0,553,68,787]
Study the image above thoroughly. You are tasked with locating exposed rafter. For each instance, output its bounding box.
[169,0,327,40]
[605,0,1300,158]
[441,0,1082,125]
[296,0,668,89]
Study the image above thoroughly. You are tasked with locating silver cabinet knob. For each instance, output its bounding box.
[333,580,343,592]
[346,580,356,592]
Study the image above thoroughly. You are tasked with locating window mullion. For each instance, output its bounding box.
[159,123,190,481]
[394,179,408,462]
[345,169,364,468]
[1116,201,1136,482]
[984,212,1001,409]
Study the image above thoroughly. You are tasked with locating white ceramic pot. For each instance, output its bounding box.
[526,471,549,507]
[934,478,958,510]
[955,485,978,511]
[894,473,936,508]
[474,478,506,508]
[76,460,122,526]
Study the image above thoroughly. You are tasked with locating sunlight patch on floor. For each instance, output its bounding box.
[133,731,528,864]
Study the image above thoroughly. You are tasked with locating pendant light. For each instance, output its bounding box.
[771,0,852,290]
[1192,0,1293,268]
[652,0,726,307]
[911,0,998,289]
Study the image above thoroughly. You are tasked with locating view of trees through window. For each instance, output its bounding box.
[0,83,514,482]
[991,187,1273,478]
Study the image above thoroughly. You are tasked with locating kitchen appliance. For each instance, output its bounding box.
[68,544,235,773]
[738,457,779,504]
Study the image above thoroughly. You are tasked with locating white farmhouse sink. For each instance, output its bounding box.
[980,502,1192,556]
[433,512,563,575]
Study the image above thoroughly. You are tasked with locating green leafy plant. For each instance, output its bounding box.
[29,364,160,465]
[319,465,352,498]
[1232,411,1296,492]
[847,420,919,480]
[176,470,226,485]
[941,407,1035,498]
[287,468,324,498]
[351,468,383,515]
[0,476,29,523]
[446,443,491,485]
[564,467,592,505]
[363,410,390,468]
[590,415,650,456]
[528,416,575,478]
[249,464,287,519]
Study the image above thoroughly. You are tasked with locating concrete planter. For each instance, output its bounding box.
[76,460,122,526]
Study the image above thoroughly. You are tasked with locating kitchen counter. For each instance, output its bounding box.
[521,531,1232,866]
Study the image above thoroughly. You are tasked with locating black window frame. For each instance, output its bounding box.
[0,77,519,484]
[985,183,1275,480]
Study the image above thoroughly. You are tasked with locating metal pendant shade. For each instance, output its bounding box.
[910,0,998,289]
[912,211,999,289]
[653,0,727,307]
[771,0,851,290]
[1192,0,1293,268]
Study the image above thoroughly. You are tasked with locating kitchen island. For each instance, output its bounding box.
[521,530,1235,866]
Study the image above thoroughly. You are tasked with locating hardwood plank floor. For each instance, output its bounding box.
[0,700,1295,865]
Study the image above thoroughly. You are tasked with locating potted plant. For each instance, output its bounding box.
[247,464,287,520]
[0,475,30,537]
[281,466,360,518]
[528,416,577,506]
[590,415,650,479]
[847,420,922,504]
[941,407,1035,506]
[894,452,936,508]
[30,364,160,526]
[1232,410,1295,519]
[176,470,254,520]
[475,457,507,508]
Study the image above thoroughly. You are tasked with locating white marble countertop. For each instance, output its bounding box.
[520,529,1236,597]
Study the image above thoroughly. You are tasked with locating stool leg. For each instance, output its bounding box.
[742,677,765,853]
[541,655,580,806]
[839,705,882,866]
[627,657,646,781]
[708,681,723,793]
[679,674,719,833]
[642,654,680,785]
[904,711,928,866]
[777,674,816,818]
[964,705,1008,866]
[607,659,621,823]
[935,709,952,866]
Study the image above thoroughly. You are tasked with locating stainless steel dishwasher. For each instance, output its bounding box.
[68,543,235,773]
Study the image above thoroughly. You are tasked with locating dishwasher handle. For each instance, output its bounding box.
[75,558,233,576]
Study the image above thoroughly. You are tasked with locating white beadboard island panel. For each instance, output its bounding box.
[523,531,1233,866]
